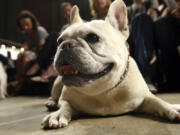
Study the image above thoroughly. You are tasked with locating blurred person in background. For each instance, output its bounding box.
[38,1,74,81]
[89,0,111,20]
[127,0,160,93]
[8,10,49,94]
[127,0,159,23]
[58,1,73,34]
[26,1,74,81]
[16,10,49,80]
[153,1,180,91]
[128,0,180,93]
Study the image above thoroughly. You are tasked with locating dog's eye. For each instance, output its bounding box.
[85,33,99,43]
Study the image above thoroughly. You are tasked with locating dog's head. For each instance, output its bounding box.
[54,0,129,95]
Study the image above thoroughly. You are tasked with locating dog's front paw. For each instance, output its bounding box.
[0,95,5,100]
[172,104,180,122]
[45,98,58,111]
[0,91,7,99]
[41,110,69,129]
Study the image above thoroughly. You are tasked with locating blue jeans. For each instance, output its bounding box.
[129,13,154,78]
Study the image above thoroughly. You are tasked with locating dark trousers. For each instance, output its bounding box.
[154,16,180,90]
[37,33,59,69]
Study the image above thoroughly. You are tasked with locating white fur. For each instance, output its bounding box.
[42,0,180,129]
[0,61,7,99]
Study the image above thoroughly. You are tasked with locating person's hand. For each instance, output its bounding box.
[161,8,171,17]
[22,43,29,51]
[171,8,180,18]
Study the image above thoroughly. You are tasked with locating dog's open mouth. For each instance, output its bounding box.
[59,63,113,80]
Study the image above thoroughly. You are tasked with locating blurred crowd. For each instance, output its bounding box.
[0,0,180,97]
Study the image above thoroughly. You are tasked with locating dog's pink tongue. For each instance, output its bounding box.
[59,65,77,75]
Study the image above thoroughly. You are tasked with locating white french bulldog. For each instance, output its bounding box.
[0,61,7,99]
[42,0,180,129]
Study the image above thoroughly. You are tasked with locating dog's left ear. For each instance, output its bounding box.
[105,0,129,40]
[70,6,83,24]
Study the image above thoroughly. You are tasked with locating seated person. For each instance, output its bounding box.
[154,8,180,91]
[16,10,49,80]
[26,2,74,81]
[89,0,111,20]
[127,0,159,23]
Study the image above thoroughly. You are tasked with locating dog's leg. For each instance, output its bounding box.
[0,72,7,99]
[45,76,63,110]
[0,81,5,99]
[138,95,180,122]
[42,100,75,128]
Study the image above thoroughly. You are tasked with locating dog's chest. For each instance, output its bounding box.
[66,89,138,116]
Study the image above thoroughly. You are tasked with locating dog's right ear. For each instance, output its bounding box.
[70,6,83,24]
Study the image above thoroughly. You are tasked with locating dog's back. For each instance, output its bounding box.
[0,61,7,99]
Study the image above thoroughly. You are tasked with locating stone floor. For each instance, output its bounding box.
[0,93,180,135]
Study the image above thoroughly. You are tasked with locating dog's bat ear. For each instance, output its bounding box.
[105,0,129,40]
[70,5,83,24]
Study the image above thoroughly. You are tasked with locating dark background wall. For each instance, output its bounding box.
[0,0,21,42]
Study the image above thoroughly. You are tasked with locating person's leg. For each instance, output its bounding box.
[16,53,27,79]
[37,33,59,70]
[154,16,180,91]
[130,13,157,92]
[130,13,154,77]
[26,63,40,76]
[26,33,59,76]
[41,64,58,81]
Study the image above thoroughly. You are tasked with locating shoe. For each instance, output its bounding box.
[147,83,157,94]
[144,77,158,94]
[30,76,49,83]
